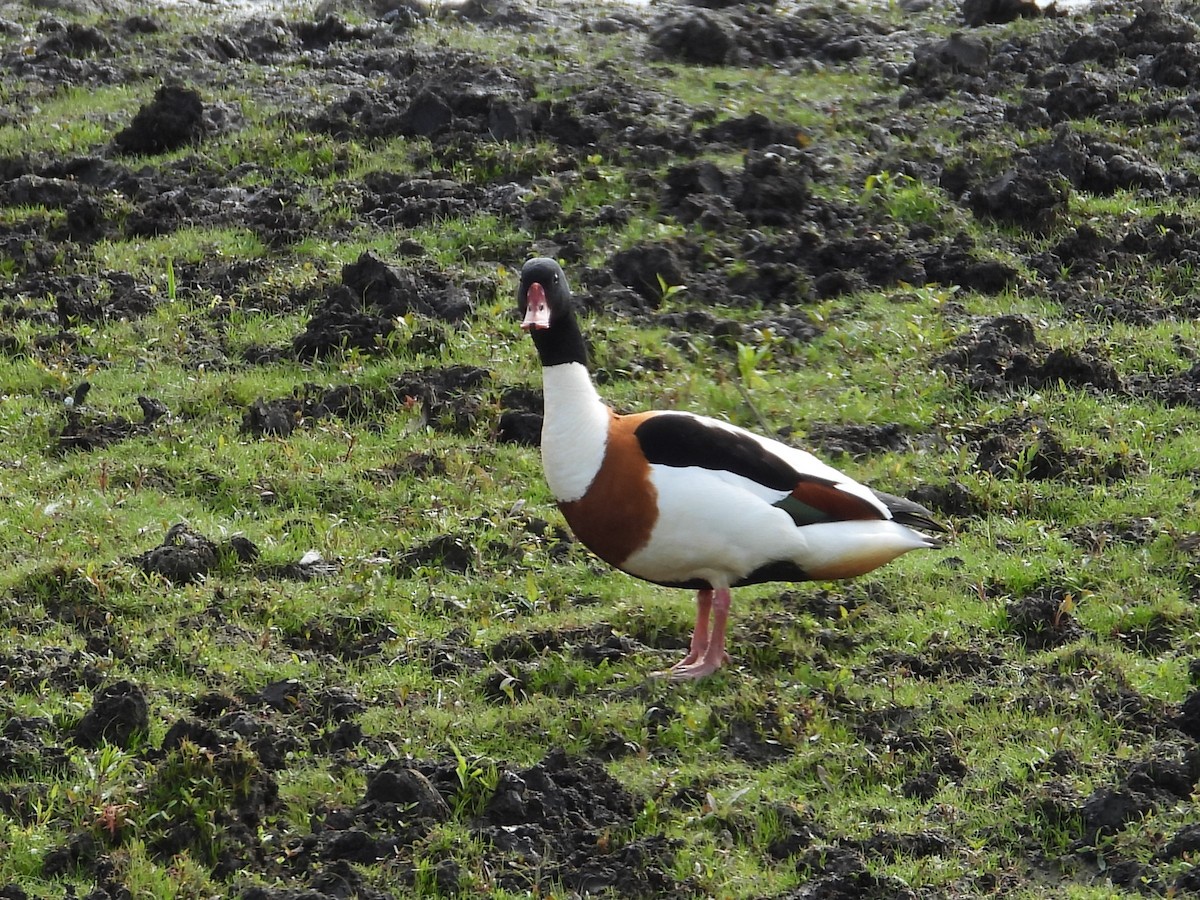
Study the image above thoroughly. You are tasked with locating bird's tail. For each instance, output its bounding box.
[871,489,947,538]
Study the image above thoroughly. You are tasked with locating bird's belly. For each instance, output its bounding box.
[618,465,804,589]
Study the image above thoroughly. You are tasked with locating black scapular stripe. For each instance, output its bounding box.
[634,413,816,491]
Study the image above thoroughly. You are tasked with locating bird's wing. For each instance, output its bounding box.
[870,489,947,534]
[632,412,889,526]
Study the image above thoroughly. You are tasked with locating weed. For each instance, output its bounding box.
[449,740,499,817]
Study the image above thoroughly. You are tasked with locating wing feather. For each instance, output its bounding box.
[633,412,889,524]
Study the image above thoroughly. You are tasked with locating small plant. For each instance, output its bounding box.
[735,342,771,390]
[861,170,945,225]
[448,740,498,818]
[862,169,910,199]
[656,273,688,303]
[1007,440,1040,481]
[1052,592,1076,629]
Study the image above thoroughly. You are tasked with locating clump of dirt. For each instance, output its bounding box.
[392,364,490,435]
[654,307,821,353]
[655,152,944,303]
[1002,584,1087,650]
[610,242,688,305]
[397,627,486,676]
[1173,687,1200,741]
[1127,351,1200,409]
[876,642,1004,679]
[260,748,678,897]
[906,479,988,519]
[967,414,1140,485]
[477,625,640,704]
[649,11,736,65]
[1066,518,1160,553]
[488,623,641,665]
[309,48,534,142]
[792,844,919,899]
[855,829,956,862]
[1116,608,1188,654]
[1032,125,1166,195]
[723,711,795,764]
[393,533,478,575]
[293,253,471,359]
[968,165,1069,234]
[962,0,1050,27]
[73,679,148,749]
[664,150,813,230]
[134,523,258,584]
[975,416,1077,480]
[361,170,531,229]
[937,315,1123,395]
[144,736,281,876]
[651,3,902,68]
[478,749,680,895]
[56,394,170,453]
[806,422,913,459]
[0,715,68,782]
[241,366,487,440]
[283,614,398,661]
[241,384,367,438]
[1074,743,1200,858]
[113,84,214,156]
[496,386,543,446]
[902,31,991,87]
[923,232,1021,294]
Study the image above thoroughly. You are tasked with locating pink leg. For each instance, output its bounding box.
[652,589,712,677]
[677,588,713,667]
[668,588,732,681]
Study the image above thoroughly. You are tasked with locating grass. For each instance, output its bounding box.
[0,84,142,155]
[2,0,1200,897]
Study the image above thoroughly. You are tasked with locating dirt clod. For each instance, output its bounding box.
[113,84,209,155]
[74,679,149,749]
[1003,585,1086,650]
[135,523,219,583]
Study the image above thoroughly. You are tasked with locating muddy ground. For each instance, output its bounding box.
[7,0,1200,895]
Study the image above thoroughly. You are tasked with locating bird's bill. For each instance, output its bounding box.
[521,282,551,331]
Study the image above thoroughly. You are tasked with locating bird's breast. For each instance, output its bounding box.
[539,363,611,502]
[556,412,661,567]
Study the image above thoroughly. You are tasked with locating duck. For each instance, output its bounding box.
[518,257,945,680]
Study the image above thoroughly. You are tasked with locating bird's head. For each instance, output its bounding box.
[518,257,570,332]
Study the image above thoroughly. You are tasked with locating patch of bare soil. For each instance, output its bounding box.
[1002,583,1088,650]
[231,747,680,898]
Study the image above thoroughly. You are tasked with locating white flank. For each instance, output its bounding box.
[622,466,933,587]
[539,362,611,502]
[622,465,799,587]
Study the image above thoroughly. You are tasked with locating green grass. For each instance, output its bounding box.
[91,227,268,277]
[0,84,142,155]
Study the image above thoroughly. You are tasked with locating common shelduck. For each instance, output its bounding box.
[518,257,945,680]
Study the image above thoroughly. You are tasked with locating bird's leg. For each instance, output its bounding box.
[652,589,717,678]
[669,587,732,680]
[674,588,714,668]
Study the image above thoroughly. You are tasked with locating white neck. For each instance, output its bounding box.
[540,362,610,502]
